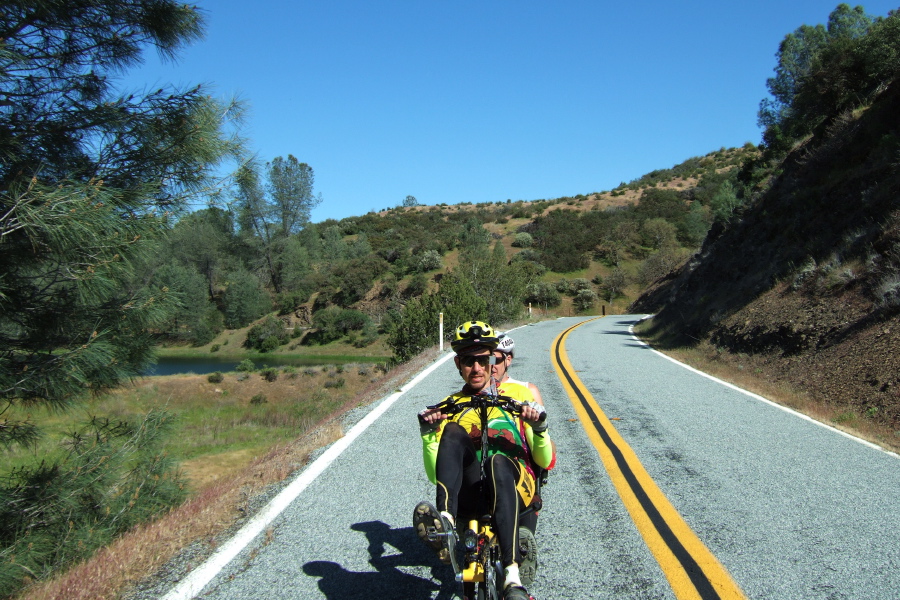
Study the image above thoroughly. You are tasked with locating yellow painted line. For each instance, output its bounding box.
[552,319,746,600]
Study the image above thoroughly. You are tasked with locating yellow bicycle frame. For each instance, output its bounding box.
[460,519,497,584]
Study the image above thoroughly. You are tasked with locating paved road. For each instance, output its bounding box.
[160,316,900,599]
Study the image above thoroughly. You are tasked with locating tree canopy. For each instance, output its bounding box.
[757,3,894,152]
[0,0,243,445]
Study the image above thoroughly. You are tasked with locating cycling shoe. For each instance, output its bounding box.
[517,527,538,586]
[413,501,454,564]
[504,584,535,600]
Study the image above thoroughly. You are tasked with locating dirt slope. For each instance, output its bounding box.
[632,83,900,430]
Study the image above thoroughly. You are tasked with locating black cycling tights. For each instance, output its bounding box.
[435,422,525,566]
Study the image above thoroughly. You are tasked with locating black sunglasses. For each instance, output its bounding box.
[458,355,495,368]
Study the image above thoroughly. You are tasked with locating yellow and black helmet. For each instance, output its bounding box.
[451,320,499,353]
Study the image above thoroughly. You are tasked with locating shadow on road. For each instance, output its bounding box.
[302,521,456,599]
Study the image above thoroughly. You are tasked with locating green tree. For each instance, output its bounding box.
[306,307,371,345]
[152,262,222,345]
[277,236,314,295]
[402,195,419,207]
[458,218,492,250]
[512,232,534,248]
[0,0,242,449]
[236,156,320,292]
[320,225,348,265]
[244,315,290,351]
[758,21,829,132]
[0,2,236,591]
[573,288,598,312]
[221,269,271,329]
[417,249,443,272]
[710,181,741,223]
[0,411,186,597]
[166,207,237,299]
[454,242,527,325]
[531,210,593,272]
[268,155,320,235]
[598,221,639,267]
[681,201,712,246]
[642,218,679,250]
[601,268,629,302]
[387,273,486,362]
[523,282,561,309]
[638,247,688,285]
[758,4,875,147]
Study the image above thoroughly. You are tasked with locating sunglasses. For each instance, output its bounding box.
[458,355,495,368]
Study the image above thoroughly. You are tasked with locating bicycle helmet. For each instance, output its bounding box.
[451,320,499,353]
[496,333,515,356]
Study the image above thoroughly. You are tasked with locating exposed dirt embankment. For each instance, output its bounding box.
[632,84,900,429]
[707,282,900,425]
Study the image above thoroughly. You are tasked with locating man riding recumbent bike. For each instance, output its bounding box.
[414,321,556,600]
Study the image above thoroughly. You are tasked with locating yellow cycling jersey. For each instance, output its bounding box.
[420,383,553,485]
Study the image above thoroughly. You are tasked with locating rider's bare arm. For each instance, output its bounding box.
[526,383,544,407]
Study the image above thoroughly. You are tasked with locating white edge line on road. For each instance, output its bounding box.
[160,351,458,600]
[627,316,899,460]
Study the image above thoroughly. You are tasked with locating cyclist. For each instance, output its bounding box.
[492,332,554,577]
[493,332,545,407]
[414,320,553,600]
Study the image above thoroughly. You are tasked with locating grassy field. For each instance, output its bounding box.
[3,362,388,492]
[10,348,436,600]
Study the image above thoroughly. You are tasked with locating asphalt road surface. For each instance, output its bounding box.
[159,316,900,600]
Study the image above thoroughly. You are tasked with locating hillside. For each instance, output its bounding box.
[173,144,755,365]
[632,82,900,432]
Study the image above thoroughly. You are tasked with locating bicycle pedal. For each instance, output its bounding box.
[426,527,452,540]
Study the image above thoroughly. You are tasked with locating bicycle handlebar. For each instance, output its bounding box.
[427,393,547,424]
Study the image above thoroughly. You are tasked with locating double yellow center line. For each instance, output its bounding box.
[551,319,746,600]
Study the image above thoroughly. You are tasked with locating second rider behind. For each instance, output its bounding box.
[414,321,553,600]
[492,332,555,573]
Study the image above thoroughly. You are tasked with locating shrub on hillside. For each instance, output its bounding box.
[304,306,372,345]
[601,268,629,302]
[244,315,290,352]
[573,288,598,312]
[638,247,688,285]
[571,278,593,295]
[512,232,534,248]
[388,273,487,362]
[235,359,256,373]
[523,282,561,308]
[260,367,279,382]
[417,249,443,272]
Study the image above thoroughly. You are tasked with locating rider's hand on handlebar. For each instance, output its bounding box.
[418,406,448,433]
[521,401,548,433]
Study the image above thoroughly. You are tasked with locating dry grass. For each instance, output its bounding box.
[14,350,440,600]
[17,423,342,600]
[639,331,900,455]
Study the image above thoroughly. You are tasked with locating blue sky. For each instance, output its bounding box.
[123,1,898,222]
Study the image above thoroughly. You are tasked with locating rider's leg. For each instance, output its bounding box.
[519,510,538,534]
[484,454,528,568]
[434,422,480,521]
